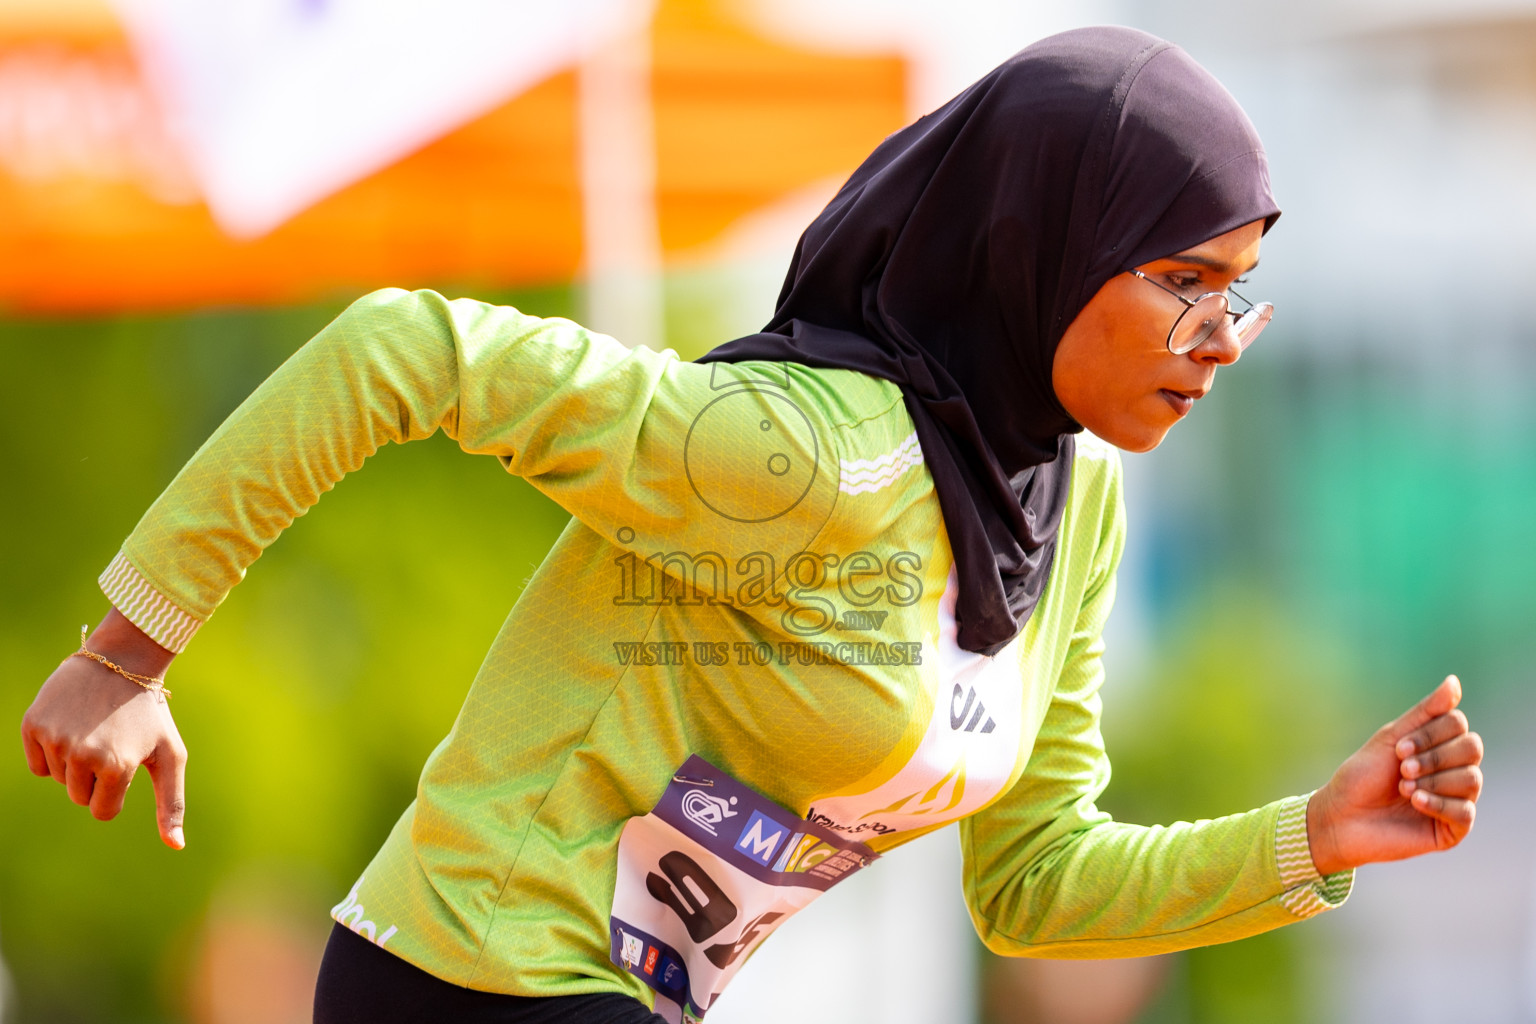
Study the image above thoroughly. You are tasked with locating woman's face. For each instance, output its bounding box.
[1052,219,1265,452]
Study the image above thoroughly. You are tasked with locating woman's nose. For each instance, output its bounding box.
[1192,317,1242,365]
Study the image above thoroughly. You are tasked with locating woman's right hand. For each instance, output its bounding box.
[20,608,187,849]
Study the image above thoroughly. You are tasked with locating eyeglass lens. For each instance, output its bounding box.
[1169,294,1230,354]
[1170,296,1274,354]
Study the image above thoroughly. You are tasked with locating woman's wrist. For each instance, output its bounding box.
[1305,787,1349,877]
[85,607,177,679]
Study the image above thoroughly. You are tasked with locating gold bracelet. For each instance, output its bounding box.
[72,625,173,702]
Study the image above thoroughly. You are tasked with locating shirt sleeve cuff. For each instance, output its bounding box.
[99,551,205,654]
[1274,792,1354,919]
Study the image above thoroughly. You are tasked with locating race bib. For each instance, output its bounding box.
[609,756,878,1022]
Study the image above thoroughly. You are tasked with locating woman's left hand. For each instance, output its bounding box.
[1305,675,1483,876]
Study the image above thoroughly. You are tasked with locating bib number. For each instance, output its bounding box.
[609,756,877,1021]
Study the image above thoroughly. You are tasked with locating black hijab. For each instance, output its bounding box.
[699,27,1280,656]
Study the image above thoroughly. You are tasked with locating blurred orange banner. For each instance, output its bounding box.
[0,0,905,314]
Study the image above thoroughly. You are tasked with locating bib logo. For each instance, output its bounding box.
[681,788,739,836]
[620,930,645,969]
[733,810,791,866]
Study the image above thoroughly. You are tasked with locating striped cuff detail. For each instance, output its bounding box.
[1280,868,1354,919]
[99,551,204,653]
[1275,792,1354,919]
[1275,794,1319,889]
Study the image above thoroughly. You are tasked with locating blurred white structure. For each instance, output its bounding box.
[109,0,654,237]
[578,21,665,351]
[735,0,1120,116]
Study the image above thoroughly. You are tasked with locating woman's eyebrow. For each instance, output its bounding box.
[1165,252,1262,275]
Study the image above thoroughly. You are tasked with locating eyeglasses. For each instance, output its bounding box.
[1128,269,1275,355]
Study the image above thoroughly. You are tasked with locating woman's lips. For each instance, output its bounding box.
[1159,388,1196,415]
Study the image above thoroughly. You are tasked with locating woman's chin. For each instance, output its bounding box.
[1117,433,1166,454]
[1084,417,1171,453]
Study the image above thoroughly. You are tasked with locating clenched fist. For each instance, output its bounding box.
[1307,675,1483,875]
[20,609,187,849]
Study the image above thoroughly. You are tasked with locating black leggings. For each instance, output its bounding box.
[314,924,668,1024]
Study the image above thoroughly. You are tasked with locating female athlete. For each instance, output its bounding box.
[21,25,1484,1024]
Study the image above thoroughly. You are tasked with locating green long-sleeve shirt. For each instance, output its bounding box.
[101,288,1350,1012]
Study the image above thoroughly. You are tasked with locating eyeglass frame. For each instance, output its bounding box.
[1126,269,1272,355]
